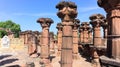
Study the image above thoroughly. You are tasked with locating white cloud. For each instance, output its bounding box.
[78,6,100,12]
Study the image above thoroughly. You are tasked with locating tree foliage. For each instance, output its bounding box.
[0,20,21,38]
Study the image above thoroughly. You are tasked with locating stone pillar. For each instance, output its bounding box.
[56,23,63,56]
[101,20,108,38]
[90,14,105,47]
[37,18,53,67]
[27,30,33,55]
[73,19,80,59]
[82,22,90,43]
[28,33,38,58]
[90,14,106,67]
[56,1,77,67]
[98,0,120,60]
[79,26,84,43]
[88,28,93,43]
[49,32,55,54]
[24,31,27,45]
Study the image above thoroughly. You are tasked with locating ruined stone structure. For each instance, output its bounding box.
[37,18,53,67]
[56,1,78,67]
[97,0,120,66]
[19,32,25,41]
[56,23,63,56]
[73,19,80,59]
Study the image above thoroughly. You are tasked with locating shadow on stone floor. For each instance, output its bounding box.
[78,47,91,62]
[0,55,12,60]
[0,58,19,66]
[6,65,20,67]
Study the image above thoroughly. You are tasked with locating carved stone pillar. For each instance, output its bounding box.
[82,22,90,43]
[28,33,38,58]
[98,0,120,60]
[101,20,108,38]
[73,19,80,59]
[27,30,32,55]
[56,23,63,56]
[88,28,93,43]
[79,26,84,43]
[90,14,105,47]
[37,18,53,67]
[24,31,28,45]
[90,14,106,67]
[56,1,77,67]
[49,32,54,53]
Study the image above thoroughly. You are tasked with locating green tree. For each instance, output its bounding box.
[0,30,7,38]
[0,20,21,38]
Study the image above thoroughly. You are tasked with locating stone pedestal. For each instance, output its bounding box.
[97,0,120,65]
[56,1,77,67]
[37,18,53,67]
[56,23,63,56]
[72,19,80,59]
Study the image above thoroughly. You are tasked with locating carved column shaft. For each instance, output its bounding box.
[57,23,63,56]
[62,22,73,67]
[88,28,92,43]
[110,9,120,59]
[93,27,102,47]
[73,20,80,59]
[41,27,49,58]
[83,30,89,43]
[79,28,84,43]
[98,0,120,59]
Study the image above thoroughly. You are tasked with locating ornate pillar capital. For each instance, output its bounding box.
[37,18,53,29]
[81,22,90,31]
[90,14,106,28]
[73,19,80,30]
[56,23,63,31]
[56,1,78,22]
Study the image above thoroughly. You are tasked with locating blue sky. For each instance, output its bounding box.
[0,0,106,34]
